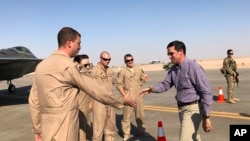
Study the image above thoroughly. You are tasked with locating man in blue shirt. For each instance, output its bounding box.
[140,40,213,141]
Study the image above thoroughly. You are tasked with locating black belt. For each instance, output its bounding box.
[177,100,198,107]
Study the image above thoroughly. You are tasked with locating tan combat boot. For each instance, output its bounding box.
[228,100,236,104]
[228,94,236,104]
[233,94,240,101]
[233,98,240,102]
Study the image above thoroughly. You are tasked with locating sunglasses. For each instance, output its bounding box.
[228,53,234,55]
[83,63,90,67]
[167,52,176,56]
[125,59,134,63]
[102,57,111,61]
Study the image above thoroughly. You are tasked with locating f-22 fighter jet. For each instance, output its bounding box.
[0,46,42,93]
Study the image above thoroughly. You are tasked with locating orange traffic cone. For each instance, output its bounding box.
[157,121,167,141]
[217,86,225,103]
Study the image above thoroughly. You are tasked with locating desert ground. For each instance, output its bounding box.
[129,57,250,72]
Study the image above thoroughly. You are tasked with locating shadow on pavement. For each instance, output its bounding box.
[0,85,31,106]
[239,113,250,117]
[116,114,156,141]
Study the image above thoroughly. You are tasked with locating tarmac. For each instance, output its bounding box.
[0,68,250,141]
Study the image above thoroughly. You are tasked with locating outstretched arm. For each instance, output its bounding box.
[139,87,153,97]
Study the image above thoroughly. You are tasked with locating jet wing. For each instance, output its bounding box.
[0,58,42,81]
[0,46,42,93]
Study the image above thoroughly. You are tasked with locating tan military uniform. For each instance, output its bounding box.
[223,57,238,102]
[115,66,147,138]
[92,64,116,141]
[78,66,93,141]
[28,50,124,141]
[78,90,92,141]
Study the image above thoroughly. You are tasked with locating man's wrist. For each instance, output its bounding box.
[203,115,210,119]
[148,87,153,93]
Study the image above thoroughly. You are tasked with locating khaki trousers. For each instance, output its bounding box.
[79,107,92,141]
[121,96,146,137]
[92,100,116,141]
[41,108,79,141]
[178,103,203,141]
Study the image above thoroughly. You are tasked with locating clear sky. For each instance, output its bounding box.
[1,0,250,66]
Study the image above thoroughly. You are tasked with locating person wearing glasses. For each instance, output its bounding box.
[28,27,136,141]
[223,49,239,104]
[139,40,213,141]
[74,54,93,141]
[91,51,117,141]
[116,53,149,141]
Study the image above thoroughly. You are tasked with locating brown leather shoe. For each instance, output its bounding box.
[138,131,150,137]
[123,135,130,141]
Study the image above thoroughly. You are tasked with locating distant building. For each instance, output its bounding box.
[149,60,160,64]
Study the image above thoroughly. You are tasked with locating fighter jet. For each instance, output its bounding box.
[0,46,42,93]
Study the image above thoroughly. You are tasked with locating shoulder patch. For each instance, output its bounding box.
[76,64,85,73]
[76,64,93,75]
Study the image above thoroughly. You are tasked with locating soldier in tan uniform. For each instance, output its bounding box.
[28,27,136,141]
[115,54,150,141]
[92,51,116,141]
[74,54,93,141]
[223,49,240,104]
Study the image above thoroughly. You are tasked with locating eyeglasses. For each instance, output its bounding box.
[167,52,177,56]
[125,59,134,63]
[83,63,90,67]
[101,57,111,61]
[228,53,234,55]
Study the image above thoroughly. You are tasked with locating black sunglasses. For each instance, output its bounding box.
[102,57,111,61]
[125,59,134,63]
[167,51,178,56]
[83,63,90,67]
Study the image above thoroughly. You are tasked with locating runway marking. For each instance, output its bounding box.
[144,105,250,120]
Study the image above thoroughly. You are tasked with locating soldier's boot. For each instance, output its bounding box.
[233,98,240,101]
[228,94,236,104]
[232,94,240,101]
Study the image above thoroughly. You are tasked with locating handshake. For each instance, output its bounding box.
[123,87,154,107]
[139,87,153,97]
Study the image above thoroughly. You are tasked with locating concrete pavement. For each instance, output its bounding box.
[0,68,250,141]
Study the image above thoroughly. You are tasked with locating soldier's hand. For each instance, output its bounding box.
[139,87,152,97]
[123,94,137,107]
[88,101,93,112]
[35,133,42,141]
[233,72,236,76]
[237,76,240,81]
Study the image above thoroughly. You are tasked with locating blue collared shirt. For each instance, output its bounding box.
[153,57,213,115]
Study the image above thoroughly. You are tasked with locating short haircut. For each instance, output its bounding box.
[167,40,186,55]
[100,51,110,58]
[73,54,89,63]
[227,49,233,54]
[124,53,133,61]
[57,27,81,47]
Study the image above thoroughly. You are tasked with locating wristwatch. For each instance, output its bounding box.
[203,115,210,119]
